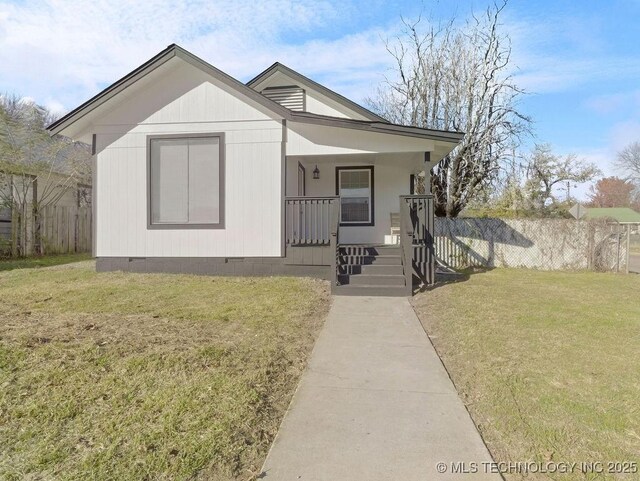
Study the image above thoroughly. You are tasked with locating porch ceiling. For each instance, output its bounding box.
[287,151,427,164]
[287,121,458,161]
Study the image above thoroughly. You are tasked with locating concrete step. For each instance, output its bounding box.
[338,255,402,266]
[338,274,406,287]
[338,264,404,276]
[332,284,409,297]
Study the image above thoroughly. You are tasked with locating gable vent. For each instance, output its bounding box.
[261,85,305,111]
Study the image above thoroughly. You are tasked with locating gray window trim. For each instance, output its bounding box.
[147,132,225,230]
[335,166,375,227]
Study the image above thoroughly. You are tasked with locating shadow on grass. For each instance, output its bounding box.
[414,267,494,294]
[0,253,91,272]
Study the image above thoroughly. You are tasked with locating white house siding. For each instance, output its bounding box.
[93,59,284,258]
[287,153,425,244]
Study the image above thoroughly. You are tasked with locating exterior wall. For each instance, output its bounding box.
[94,61,284,258]
[287,153,425,244]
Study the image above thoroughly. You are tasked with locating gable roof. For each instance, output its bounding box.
[47,44,292,136]
[246,62,387,122]
[586,207,640,223]
[47,45,463,145]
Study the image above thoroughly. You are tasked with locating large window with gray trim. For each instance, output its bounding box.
[335,166,374,226]
[148,133,224,228]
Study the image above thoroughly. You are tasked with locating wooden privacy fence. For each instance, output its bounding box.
[40,205,92,254]
[1,205,92,256]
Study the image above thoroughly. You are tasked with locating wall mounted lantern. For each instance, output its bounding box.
[313,165,320,180]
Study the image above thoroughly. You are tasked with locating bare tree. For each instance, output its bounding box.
[615,141,640,182]
[524,144,600,209]
[0,94,91,255]
[367,1,530,216]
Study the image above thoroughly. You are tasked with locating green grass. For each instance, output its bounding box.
[0,253,91,271]
[413,269,640,481]
[0,264,330,480]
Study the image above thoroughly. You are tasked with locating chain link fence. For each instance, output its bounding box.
[434,217,630,272]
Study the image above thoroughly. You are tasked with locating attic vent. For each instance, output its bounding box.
[261,85,305,111]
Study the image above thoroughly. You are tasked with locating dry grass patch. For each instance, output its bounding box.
[413,269,640,481]
[0,263,330,480]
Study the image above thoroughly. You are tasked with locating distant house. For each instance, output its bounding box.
[586,207,640,233]
[47,44,463,295]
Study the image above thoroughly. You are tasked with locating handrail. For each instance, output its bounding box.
[329,200,340,287]
[399,198,414,295]
[400,194,436,288]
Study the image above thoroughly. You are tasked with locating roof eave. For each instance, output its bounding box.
[289,111,464,143]
[47,44,179,136]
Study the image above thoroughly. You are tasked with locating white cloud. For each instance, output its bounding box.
[504,12,640,94]
[0,0,393,113]
[609,120,640,150]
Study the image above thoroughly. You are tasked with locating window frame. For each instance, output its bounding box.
[147,132,225,230]
[335,165,375,227]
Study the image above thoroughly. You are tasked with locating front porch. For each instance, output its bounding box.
[284,193,435,296]
[283,151,436,296]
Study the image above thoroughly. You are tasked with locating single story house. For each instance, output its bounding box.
[48,44,462,296]
[586,207,640,234]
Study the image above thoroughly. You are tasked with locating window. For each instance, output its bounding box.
[148,134,224,228]
[336,166,374,226]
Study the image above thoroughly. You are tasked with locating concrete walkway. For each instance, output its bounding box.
[261,296,501,481]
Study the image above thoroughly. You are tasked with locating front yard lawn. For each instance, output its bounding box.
[413,269,640,480]
[0,253,91,272]
[0,263,329,480]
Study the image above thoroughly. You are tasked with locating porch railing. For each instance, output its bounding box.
[284,196,339,246]
[399,195,435,288]
[284,196,339,286]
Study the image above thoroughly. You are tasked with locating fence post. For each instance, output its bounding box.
[10,205,18,257]
[616,224,621,273]
[625,224,631,274]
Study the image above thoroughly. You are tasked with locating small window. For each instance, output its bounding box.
[336,166,374,226]
[148,134,224,228]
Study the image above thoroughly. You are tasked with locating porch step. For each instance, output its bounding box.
[334,243,409,296]
[332,284,409,297]
[338,245,401,256]
[338,264,404,276]
[338,274,406,287]
[338,255,402,266]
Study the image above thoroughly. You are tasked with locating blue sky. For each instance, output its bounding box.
[1,0,639,199]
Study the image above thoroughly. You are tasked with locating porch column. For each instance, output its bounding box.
[424,152,431,194]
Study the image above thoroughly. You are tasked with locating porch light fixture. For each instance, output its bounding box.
[313,165,320,179]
